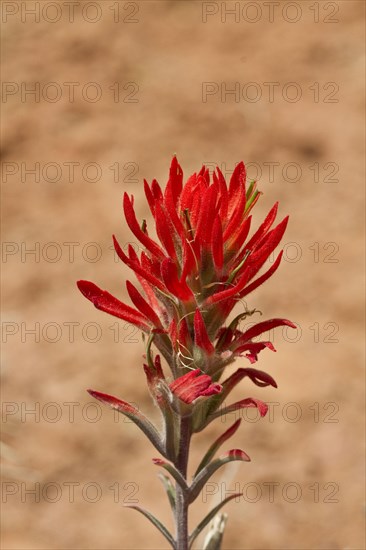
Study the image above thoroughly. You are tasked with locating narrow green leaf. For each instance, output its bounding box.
[189,450,250,503]
[145,332,156,369]
[194,419,241,476]
[207,397,268,425]
[125,504,175,548]
[152,458,189,491]
[88,389,166,457]
[194,375,270,433]
[188,494,242,548]
[245,180,256,199]
[226,251,250,284]
[192,392,224,433]
[156,381,179,461]
[158,473,176,513]
[202,513,228,550]
[245,180,261,212]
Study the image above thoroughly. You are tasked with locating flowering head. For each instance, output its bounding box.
[78,157,294,386]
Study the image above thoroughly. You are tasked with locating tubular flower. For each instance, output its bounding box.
[77,157,293,383]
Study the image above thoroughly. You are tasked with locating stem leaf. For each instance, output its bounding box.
[125,504,175,548]
[202,513,228,550]
[207,397,268,425]
[152,458,189,491]
[188,494,242,548]
[189,449,250,503]
[158,473,176,513]
[194,419,241,476]
[88,389,166,457]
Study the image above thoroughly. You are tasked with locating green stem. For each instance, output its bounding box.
[175,415,191,550]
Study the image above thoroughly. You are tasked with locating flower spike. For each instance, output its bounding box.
[77,157,294,549]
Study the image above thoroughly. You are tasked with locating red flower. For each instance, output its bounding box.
[169,369,222,404]
[77,157,293,382]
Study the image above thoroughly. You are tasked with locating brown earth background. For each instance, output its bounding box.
[1,1,365,549]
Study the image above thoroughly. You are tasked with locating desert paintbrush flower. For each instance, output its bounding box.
[78,157,295,549]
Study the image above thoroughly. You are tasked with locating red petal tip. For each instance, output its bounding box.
[227,449,251,462]
[152,458,165,465]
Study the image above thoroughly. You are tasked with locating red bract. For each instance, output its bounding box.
[215,318,297,366]
[169,369,222,404]
[77,157,293,382]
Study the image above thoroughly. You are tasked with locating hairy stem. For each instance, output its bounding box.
[175,415,191,550]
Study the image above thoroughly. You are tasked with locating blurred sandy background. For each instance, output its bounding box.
[1,1,365,549]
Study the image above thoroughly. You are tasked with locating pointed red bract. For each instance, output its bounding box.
[161,258,194,302]
[240,250,283,297]
[225,449,251,461]
[123,193,165,259]
[113,236,165,291]
[88,389,137,415]
[245,201,279,251]
[126,281,163,329]
[212,217,224,270]
[154,202,177,260]
[237,318,296,343]
[143,355,165,396]
[77,280,150,330]
[165,156,183,208]
[222,368,277,394]
[222,397,269,418]
[194,309,215,355]
[170,369,222,404]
